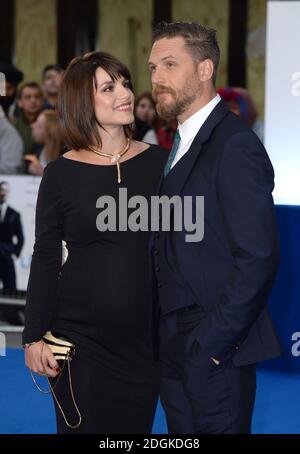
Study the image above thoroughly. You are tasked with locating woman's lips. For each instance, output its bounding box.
[115,103,132,111]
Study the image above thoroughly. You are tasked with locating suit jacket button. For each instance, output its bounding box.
[157,282,162,288]
[153,248,159,255]
[155,232,160,238]
[155,266,160,272]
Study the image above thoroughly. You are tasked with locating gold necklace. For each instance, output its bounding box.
[89,138,131,183]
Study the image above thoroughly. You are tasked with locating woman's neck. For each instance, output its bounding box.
[94,127,128,156]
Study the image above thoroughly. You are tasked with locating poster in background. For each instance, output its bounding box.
[0,175,41,291]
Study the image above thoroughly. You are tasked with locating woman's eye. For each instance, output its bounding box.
[103,85,114,92]
[123,80,130,88]
[167,62,175,68]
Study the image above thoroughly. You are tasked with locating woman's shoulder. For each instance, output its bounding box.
[45,154,71,171]
[41,156,66,183]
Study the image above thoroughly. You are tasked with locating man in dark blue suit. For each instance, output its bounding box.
[148,22,281,434]
[0,181,24,324]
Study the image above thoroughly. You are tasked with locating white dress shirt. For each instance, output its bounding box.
[0,202,8,222]
[171,94,221,169]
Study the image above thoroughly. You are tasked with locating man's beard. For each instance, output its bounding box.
[153,74,200,120]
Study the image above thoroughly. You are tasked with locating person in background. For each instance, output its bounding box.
[14,82,44,156]
[25,110,64,176]
[42,64,64,110]
[218,86,264,141]
[135,92,156,125]
[134,92,176,150]
[0,181,24,325]
[143,117,177,151]
[0,63,23,120]
[133,92,156,140]
[0,105,23,174]
[15,82,43,154]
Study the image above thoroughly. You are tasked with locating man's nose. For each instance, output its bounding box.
[151,67,165,86]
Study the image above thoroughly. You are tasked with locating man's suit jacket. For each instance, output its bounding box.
[0,206,24,258]
[149,99,281,367]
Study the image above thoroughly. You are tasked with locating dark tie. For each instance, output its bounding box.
[164,129,181,177]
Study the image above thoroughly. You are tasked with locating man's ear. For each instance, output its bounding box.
[197,59,214,83]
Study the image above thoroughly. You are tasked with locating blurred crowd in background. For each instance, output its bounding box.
[0,61,263,177]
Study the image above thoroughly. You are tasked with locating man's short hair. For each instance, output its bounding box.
[42,64,64,78]
[18,82,43,99]
[153,21,220,86]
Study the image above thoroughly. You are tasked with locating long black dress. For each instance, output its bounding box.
[23,145,167,434]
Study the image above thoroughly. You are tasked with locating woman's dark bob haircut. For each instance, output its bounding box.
[57,51,134,151]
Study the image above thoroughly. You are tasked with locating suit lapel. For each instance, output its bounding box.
[149,100,230,251]
[164,99,230,197]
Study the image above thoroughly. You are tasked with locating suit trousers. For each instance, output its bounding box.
[0,254,16,289]
[159,305,257,434]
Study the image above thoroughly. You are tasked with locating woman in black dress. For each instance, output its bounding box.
[23,51,167,434]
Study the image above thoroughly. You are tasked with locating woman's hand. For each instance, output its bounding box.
[24,154,44,176]
[28,161,44,176]
[25,340,61,378]
[24,154,40,165]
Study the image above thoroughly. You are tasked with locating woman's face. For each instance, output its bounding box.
[135,97,156,123]
[93,67,134,129]
[31,113,47,144]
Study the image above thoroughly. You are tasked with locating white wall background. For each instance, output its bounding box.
[265,1,300,205]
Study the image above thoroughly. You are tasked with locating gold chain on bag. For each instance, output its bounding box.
[30,331,82,429]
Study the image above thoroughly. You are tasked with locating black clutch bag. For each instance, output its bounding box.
[30,331,82,429]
